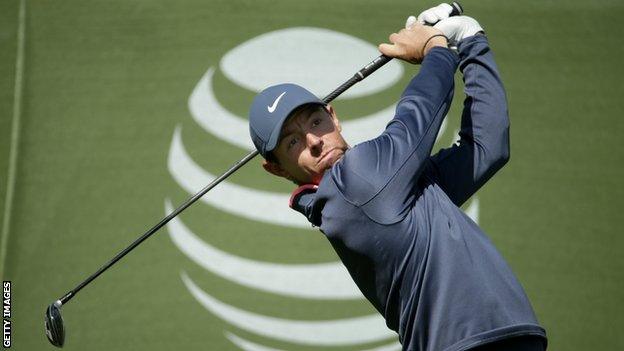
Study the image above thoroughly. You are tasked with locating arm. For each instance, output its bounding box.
[425,34,510,207]
[333,47,459,224]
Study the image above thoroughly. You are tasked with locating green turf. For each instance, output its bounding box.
[1,0,623,350]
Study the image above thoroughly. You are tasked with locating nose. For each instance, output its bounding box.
[306,132,323,157]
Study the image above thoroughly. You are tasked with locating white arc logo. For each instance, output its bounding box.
[267,91,286,113]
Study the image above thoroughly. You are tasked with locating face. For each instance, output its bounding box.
[263,104,349,185]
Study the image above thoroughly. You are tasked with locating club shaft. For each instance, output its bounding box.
[57,51,393,306]
[57,1,463,305]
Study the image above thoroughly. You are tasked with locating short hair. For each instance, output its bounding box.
[265,151,279,164]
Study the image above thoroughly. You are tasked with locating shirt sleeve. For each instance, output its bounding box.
[424,35,511,207]
[330,47,459,224]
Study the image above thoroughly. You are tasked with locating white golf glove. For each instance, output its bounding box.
[417,3,455,25]
[405,3,455,28]
[433,16,484,46]
[405,3,484,47]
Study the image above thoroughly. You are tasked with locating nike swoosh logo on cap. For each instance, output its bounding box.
[267,92,286,113]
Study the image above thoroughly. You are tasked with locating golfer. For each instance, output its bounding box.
[248,6,547,351]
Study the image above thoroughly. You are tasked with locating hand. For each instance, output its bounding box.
[378,23,448,64]
[407,4,484,47]
[415,3,456,26]
[434,16,484,46]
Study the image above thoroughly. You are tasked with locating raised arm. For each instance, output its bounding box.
[425,33,510,206]
[331,24,459,224]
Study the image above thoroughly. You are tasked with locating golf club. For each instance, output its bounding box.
[44,2,463,347]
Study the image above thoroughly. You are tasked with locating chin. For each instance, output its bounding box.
[317,150,345,175]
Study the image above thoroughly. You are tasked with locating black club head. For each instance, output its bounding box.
[44,301,65,348]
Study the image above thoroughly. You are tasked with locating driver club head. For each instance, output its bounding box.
[44,301,65,348]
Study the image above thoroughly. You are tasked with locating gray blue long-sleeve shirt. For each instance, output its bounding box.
[290,35,547,351]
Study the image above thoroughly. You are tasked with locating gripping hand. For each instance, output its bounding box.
[416,3,456,25]
[406,3,483,47]
[434,16,484,46]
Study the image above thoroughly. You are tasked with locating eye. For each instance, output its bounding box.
[287,136,298,150]
[312,118,322,127]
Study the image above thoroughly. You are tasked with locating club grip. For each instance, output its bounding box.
[322,2,463,103]
[449,1,463,16]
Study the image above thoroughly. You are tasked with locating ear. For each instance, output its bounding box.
[326,104,342,132]
[262,160,292,180]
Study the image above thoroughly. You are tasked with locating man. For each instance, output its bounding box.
[248,6,547,351]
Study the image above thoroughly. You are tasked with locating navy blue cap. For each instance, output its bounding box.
[249,83,325,159]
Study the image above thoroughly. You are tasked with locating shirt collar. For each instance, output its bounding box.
[289,183,322,227]
[289,184,319,208]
